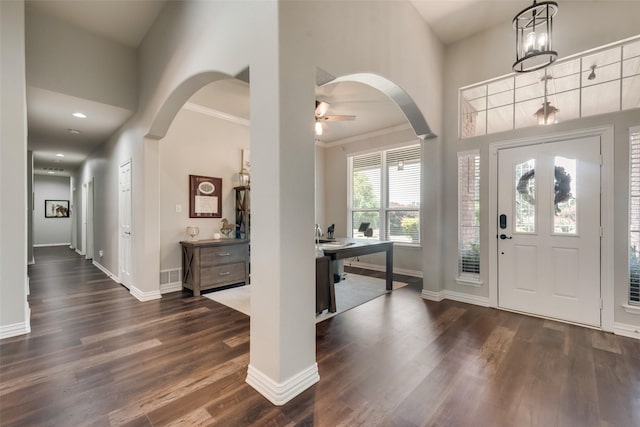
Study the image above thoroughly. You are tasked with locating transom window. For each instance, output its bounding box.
[460,36,640,138]
[349,145,421,245]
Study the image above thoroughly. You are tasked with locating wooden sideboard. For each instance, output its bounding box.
[180,239,250,296]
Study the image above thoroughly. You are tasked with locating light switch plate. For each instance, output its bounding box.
[175,204,182,213]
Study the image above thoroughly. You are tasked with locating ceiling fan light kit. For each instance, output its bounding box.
[314,100,356,137]
[512,0,558,73]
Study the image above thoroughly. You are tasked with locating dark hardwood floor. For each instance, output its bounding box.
[1,246,639,426]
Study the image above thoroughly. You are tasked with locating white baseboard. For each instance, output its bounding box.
[28,256,35,265]
[421,289,444,302]
[421,289,490,307]
[92,261,120,284]
[161,282,182,294]
[33,243,71,247]
[346,260,423,278]
[75,248,84,256]
[613,322,640,340]
[0,320,31,339]
[129,286,162,302]
[246,363,319,406]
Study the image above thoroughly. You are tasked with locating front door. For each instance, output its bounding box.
[497,136,601,327]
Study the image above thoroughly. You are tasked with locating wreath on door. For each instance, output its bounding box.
[516,166,572,213]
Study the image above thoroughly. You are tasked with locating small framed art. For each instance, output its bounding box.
[189,175,222,218]
[45,200,70,218]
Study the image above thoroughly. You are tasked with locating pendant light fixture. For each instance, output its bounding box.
[512,0,558,73]
[534,75,559,125]
[534,101,559,125]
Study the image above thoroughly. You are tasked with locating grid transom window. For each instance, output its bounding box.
[460,36,640,138]
[349,145,421,245]
[629,128,640,305]
[458,151,480,279]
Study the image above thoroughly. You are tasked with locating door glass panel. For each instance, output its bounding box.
[515,159,536,233]
[554,157,577,234]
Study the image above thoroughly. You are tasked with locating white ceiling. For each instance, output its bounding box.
[26,0,521,175]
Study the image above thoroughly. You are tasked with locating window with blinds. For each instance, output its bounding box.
[458,151,480,280]
[629,128,640,305]
[350,144,421,244]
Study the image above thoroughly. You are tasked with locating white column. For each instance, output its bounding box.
[0,0,30,338]
[246,1,318,405]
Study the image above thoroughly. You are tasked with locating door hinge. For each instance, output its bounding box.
[600,299,604,310]
[600,227,604,238]
[600,155,604,166]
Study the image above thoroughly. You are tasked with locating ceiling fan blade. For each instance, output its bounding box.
[315,101,330,118]
[323,114,356,122]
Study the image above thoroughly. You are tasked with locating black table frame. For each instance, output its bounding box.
[319,239,394,290]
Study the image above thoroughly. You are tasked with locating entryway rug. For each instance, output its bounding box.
[203,274,407,323]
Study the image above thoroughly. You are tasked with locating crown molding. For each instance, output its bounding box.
[183,102,250,127]
[316,123,413,148]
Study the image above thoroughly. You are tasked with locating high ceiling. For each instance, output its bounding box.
[25,0,523,175]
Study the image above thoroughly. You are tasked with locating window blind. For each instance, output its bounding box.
[630,130,640,305]
[458,151,480,277]
[350,145,421,244]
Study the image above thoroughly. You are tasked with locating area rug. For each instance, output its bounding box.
[203,274,407,323]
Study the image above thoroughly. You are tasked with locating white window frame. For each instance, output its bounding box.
[348,144,421,246]
[457,150,482,286]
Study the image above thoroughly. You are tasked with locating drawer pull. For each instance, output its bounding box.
[219,271,231,276]
[218,252,230,256]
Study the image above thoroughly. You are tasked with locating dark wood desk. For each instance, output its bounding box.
[319,239,394,290]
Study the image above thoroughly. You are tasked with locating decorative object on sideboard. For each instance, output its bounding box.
[220,218,235,238]
[186,226,200,241]
[189,174,222,218]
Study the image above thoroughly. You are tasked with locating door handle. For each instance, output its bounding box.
[499,234,512,240]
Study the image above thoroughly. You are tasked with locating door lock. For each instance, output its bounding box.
[499,234,512,240]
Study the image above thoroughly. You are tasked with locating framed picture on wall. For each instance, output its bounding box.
[45,200,69,218]
[189,175,222,218]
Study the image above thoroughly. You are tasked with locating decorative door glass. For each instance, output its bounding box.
[554,156,577,234]
[515,159,536,233]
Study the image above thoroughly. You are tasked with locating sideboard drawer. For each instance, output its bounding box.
[201,262,247,288]
[200,244,247,267]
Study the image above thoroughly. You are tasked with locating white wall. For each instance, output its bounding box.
[33,175,71,246]
[442,3,640,328]
[0,0,30,338]
[25,5,137,110]
[159,105,250,272]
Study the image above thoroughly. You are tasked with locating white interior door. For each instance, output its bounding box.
[497,136,601,327]
[119,161,133,289]
[81,183,87,256]
[85,179,94,260]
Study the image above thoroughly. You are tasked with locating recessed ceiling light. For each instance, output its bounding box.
[72,112,87,118]
[68,129,81,134]
[56,153,64,157]
[47,171,55,174]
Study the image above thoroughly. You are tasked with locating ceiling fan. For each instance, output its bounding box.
[315,101,356,136]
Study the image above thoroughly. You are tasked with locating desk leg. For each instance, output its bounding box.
[386,247,393,290]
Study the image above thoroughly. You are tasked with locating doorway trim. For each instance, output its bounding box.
[488,125,614,332]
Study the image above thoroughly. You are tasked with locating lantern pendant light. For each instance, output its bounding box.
[512,0,558,73]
